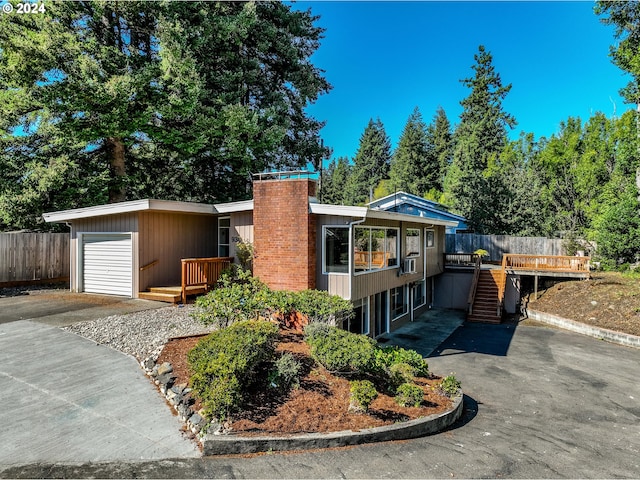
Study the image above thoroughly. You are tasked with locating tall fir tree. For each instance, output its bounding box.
[389,107,431,195]
[321,156,351,204]
[431,106,453,192]
[444,45,516,233]
[344,118,391,205]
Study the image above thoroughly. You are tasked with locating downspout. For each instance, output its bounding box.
[423,224,435,312]
[347,216,367,301]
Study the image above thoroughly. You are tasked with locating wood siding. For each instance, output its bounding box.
[446,233,566,262]
[138,212,216,292]
[0,233,70,284]
[71,213,139,294]
[230,211,254,259]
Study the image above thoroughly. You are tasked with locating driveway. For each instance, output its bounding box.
[0,290,165,326]
[3,319,638,478]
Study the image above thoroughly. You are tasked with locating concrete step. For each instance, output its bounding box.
[138,291,181,303]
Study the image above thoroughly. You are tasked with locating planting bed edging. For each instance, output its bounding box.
[202,393,463,455]
[526,309,640,349]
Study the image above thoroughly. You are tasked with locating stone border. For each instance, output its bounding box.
[526,309,640,349]
[202,393,463,455]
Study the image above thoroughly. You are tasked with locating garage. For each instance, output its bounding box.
[81,233,133,297]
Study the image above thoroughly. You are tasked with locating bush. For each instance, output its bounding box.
[269,352,302,390]
[438,374,461,397]
[349,380,378,413]
[187,320,279,420]
[191,274,270,328]
[305,325,376,373]
[303,322,333,344]
[290,290,354,325]
[372,345,429,378]
[388,362,416,387]
[395,383,424,408]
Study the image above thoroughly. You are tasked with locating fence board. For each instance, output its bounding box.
[0,233,70,284]
[446,233,566,262]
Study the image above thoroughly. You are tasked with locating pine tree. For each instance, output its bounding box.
[389,107,430,195]
[344,118,392,205]
[321,156,351,204]
[431,107,453,192]
[444,45,516,233]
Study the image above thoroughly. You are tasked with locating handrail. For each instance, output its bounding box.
[139,259,159,272]
[466,255,482,314]
[497,255,508,316]
[181,257,233,304]
[503,254,591,272]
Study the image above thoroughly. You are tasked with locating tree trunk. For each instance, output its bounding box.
[106,136,127,203]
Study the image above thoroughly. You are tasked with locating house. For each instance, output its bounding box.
[43,172,457,336]
[367,191,468,234]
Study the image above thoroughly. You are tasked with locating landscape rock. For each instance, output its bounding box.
[157,362,173,375]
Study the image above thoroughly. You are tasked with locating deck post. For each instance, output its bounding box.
[534,274,538,301]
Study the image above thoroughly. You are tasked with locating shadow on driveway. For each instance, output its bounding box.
[429,320,519,358]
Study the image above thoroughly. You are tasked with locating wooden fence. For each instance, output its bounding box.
[0,233,70,285]
[445,233,566,262]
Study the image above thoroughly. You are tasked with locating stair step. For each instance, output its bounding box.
[467,314,502,324]
[149,286,181,294]
[138,291,181,303]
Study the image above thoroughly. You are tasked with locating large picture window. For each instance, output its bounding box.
[354,226,398,273]
[323,226,349,273]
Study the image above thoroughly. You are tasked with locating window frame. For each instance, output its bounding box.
[218,216,230,257]
[391,285,408,320]
[322,225,350,275]
[405,228,421,258]
[353,226,400,276]
[412,281,426,310]
[425,229,435,249]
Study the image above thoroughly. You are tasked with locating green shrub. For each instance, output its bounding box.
[290,290,354,325]
[303,322,333,345]
[306,326,376,373]
[269,352,302,390]
[395,383,424,408]
[438,374,461,397]
[388,362,416,387]
[372,345,429,378]
[187,320,279,420]
[349,380,378,413]
[191,275,270,328]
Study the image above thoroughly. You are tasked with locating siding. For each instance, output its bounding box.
[315,214,354,297]
[230,211,254,259]
[71,213,139,293]
[138,212,216,291]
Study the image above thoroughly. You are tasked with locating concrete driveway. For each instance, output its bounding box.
[0,290,165,326]
[3,319,638,478]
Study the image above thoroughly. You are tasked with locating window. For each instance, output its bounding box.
[323,226,349,274]
[391,285,407,319]
[406,228,421,257]
[349,298,370,335]
[426,229,435,248]
[412,281,426,309]
[354,226,399,273]
[218,217,230,257]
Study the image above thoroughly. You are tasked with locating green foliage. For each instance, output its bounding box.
[269,352,302,390]
[235,241,254,270]
[287,289,354,325]
[321,156,351,204]
[474,249,489,258]
[349,380,378,413]
[344,118,392,205]
[439,374,462,397]
[388,362,417,388]
[187,320,279,420]
[372,345,429,378]
[305,325,376,373]
[192,273,270,328]
[303,322,334,344]
[395,383,424,408]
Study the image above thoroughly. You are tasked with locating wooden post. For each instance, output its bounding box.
[534,274,538,301]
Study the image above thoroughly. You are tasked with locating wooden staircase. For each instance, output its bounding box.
[139,287,183,303]
[467,270,504,324]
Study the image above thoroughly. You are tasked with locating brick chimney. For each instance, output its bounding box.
[252,176,317,291]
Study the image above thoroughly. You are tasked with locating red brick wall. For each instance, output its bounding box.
[253,179,317,291]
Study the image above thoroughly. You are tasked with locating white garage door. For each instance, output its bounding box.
[82,234,132,297]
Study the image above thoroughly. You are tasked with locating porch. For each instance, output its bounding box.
[139,257,233,304]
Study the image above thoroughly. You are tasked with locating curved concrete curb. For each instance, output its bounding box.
[202,393,464,455]
[526,309,640,349]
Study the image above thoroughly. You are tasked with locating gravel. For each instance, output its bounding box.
[62,305,216,361]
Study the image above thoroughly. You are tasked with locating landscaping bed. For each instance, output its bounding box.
[157,327,453,436]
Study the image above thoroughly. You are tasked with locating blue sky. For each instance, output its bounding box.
[293,1,632,165]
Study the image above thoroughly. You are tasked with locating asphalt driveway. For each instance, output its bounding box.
[3,319,638,479]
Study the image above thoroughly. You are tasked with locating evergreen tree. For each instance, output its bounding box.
[344,118,391,205]
[444,46,516,233]
[389,107,431,195]
[0,1,331,230]
[431,106,453,192]
[321,156,351,204]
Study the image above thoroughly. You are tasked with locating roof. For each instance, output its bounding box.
[367,191,467,222]
[309,203,457,227]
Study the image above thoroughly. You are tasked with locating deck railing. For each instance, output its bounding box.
[181,257,233,304]
[466,255,482,314]
[502,254,590,272]
[445,252,480,267]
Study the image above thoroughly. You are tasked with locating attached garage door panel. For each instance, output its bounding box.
[82,234,132,296]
